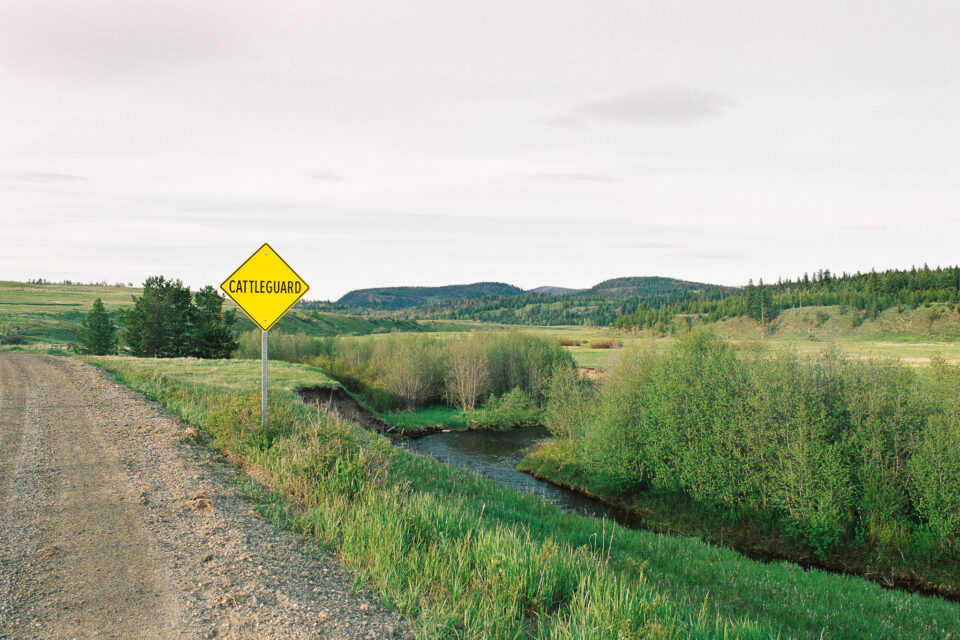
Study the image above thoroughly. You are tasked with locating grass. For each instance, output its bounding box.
[86,355,960,639]
[10,280,958,369]
[326,308,960,370]
[519,441,960,601]
[84,356,338,393]
[0,280,428,346]
[381,405,482,430]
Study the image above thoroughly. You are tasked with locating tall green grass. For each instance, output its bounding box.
[88,355,960,639]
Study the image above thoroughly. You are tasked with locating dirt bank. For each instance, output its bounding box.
[296,386,441,438]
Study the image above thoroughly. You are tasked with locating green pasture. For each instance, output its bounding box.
[83,355,337,393]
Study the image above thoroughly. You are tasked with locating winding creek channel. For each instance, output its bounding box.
[397,426,622,521]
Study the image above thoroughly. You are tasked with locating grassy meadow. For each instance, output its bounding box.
[0,280,427,346]
[84,355,338,393]
[85,355,960,639]
[7,280,958,369]
[322,308,960,369]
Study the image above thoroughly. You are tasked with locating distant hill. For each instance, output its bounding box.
[337,282,523,310]
[589,276,719,298]
[526,286,582,295]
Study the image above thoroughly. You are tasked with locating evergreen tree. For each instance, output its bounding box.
[187,286,239,358]
[123,276,193,357]
[78,298,116,355]
[745,279,757,320]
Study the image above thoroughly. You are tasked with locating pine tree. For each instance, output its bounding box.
[79,298,116,355]
[187,286,239,358]
[123,276,193,357]
[745,279,758,321]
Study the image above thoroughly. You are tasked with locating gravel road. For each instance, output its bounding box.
[0,353,408,640]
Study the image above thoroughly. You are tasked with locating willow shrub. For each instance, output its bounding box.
[309,331,574,412]
[545,329,960,555]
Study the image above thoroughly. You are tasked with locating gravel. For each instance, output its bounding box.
[0,353,409,640]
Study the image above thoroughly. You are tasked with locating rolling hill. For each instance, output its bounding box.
[588,276,720,298]
[525,286,582,295]
[336,282,523,310]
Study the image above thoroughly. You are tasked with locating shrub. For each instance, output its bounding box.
[237,331,331,361]
[477,388,538,430]
[378,335,445,409]
[557,337,583,346]
[811,310,831,327]
[547,329,960,557]
[305,331,574,415]
[908,395,960,543]
[444,336,489,410]
[587,338,621,349]
[543,365,594,441]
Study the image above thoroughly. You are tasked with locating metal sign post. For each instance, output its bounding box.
[220,243,310,430]
[261,329,268,428]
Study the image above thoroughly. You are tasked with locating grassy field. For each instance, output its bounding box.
[86,355,960,639]
[8,281,958,370]
[540,307,960,368]
[381,405,481,430]
[0,281,427,345]
[84,356,338,392]
[329,309,960,369]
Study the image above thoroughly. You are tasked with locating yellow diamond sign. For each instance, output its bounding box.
[221,243,310,331]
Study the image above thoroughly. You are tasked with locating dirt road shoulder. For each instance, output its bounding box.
[0,353,406,639]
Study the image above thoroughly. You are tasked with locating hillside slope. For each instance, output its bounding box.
[589,276,720,298]
[337,282,523,310]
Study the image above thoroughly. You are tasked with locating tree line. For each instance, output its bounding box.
[78,275,238,358]
[308,265,960,332]
[615,265,960,332]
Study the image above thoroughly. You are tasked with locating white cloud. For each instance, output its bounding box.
[1,1,959,295]
[572,87,729,124]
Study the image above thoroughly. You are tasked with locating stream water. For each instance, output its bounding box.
[397,426,621,521]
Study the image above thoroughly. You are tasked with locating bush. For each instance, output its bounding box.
[308,331,574,414]
[543,365,594,441]
[547,329,960,557]
[477,388,538,430]
[587,338,621,349]
[557,337,583,346]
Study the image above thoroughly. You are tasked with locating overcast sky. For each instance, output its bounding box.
[2,1,958,299]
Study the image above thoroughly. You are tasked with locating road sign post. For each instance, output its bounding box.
[261,329,268,428]
[221,243,309,429]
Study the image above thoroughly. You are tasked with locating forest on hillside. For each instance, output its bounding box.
[615,265,960,332]
[306,266,960,331]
